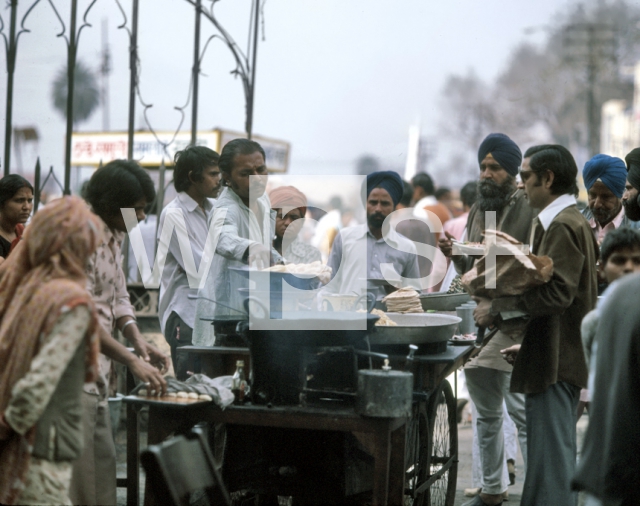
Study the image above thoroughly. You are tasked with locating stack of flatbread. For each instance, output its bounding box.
[382,287,424,313]
[265,261,332,284]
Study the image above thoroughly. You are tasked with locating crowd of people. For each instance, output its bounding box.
[0,133,638,506]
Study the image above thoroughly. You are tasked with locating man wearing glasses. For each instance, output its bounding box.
[476,145,598,506]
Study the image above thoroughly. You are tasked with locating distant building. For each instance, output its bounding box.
[601,62,640,157]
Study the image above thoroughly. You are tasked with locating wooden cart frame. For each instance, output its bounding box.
[121,343,476,506]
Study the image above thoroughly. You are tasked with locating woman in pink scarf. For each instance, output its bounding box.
[0,196,102,505]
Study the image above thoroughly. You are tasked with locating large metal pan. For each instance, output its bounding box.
[367,313,461,345]
[239,298,380,347]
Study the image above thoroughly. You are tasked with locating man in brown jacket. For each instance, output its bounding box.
[475,144,598,506]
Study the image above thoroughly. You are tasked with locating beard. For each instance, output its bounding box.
[476,177,517,212]
[367,212,386,229]
[623,195,640,221]
[592,204,621,226]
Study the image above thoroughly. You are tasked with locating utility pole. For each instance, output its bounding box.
[3,0,18,176]
[563,21,616,157]
[63,0,79,195]
[127,0,139,160]
[190,0,202,146]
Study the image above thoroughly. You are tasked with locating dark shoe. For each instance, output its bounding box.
[507,459,516,485]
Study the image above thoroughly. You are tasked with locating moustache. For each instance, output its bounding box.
[368,213,386,225]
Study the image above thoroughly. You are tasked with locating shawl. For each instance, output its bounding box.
[0,196,102,504]
[269,185,308,217]
[8,223,24,254]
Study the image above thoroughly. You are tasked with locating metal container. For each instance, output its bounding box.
[419,292,471,311]
[367,313,461,345]
[456,306,478,335]
[355,368,413,418]
[237,310,380,405]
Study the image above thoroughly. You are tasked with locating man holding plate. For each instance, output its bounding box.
[440,133,536,506]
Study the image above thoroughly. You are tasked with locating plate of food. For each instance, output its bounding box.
[449,333,477,345]
[451,241,486,256]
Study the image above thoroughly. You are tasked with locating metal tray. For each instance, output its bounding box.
[367,313,461,345]
[123,395,212,407]
[419,292,471,311]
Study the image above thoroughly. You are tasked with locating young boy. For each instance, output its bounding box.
[501,226,640,417]
[581,226,640,369]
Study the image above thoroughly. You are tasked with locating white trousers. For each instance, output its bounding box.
[465,367,527,495]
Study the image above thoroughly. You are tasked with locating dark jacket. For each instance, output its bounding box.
[492,205,598,394]
[572,273,640,506]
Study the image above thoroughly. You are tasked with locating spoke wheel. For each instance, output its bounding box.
[404,400,429,506]
[426,380,458,506]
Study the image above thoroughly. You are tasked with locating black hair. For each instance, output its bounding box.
[173,145,220,192]
[523,144,579,196]
[85,159,156,219]
[329,195,343,212]
[435,187,452,200]
[600,227,640,265]
[0,174,34,208]
[411,172,435,196]
[460,181,478,208]
[399,181,413,207]
[218,138,266,179]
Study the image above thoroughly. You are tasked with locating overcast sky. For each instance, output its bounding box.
[2,0,576,187]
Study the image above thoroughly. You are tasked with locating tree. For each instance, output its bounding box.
[439,70,498,152]
[439,0,640,155]
[51,60,100,127]
[355,154,381,176]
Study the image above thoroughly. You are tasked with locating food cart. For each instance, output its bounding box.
[123,281,477,506]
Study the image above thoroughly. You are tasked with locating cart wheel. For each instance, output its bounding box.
[404,399,429,506]
[426,379,458,506]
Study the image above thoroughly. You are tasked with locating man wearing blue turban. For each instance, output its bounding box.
[440,133,534,506]
[582,154,640,244]
[325,170,420,299]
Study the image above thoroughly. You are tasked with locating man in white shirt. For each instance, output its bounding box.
[325,171,420,299]
[157,145,221,378]
[194,139,282,345]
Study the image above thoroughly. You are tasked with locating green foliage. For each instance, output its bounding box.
[51,59,100,126]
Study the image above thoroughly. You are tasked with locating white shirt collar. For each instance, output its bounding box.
[177,191,214,213]
[537,194,577,230]
[359,222,401,247]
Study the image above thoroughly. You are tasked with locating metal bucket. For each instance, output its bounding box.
[355,369,413,418]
